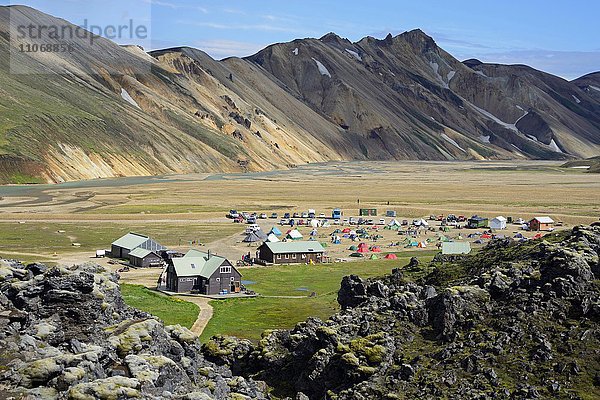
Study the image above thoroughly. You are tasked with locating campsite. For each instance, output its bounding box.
[1,160,599,341]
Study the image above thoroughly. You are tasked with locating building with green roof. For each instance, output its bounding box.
[111,232,165,259]
[257,241,325,265]
[165,249,242,294]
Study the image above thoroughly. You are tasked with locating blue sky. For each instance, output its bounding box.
[4,0,600,79]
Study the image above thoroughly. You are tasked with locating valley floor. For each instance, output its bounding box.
[1,160,598,340]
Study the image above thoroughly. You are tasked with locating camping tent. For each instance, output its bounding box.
[481,233,492,239]
[342,228,351,234]
[370,254,379,260]
[413,219,429,227]
[256,230,268,240]
[350,252,364,258]
[357,243,369,253]
[310,229,318,237]
[370,246,382,253]
[266,233,280,243]
[490,216,507,230]
[418,241,427,248]
[348,245,358,251]
[286,230,303,240]
[388,219,401,227]
[269,226,282,236]
[243,232,262,243]
[384,253,398,260]
[310,219,319,228]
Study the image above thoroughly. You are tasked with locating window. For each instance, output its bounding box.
[230,277,235,282]
[277,255,281,260]
[316,254,321,258]
[191,263,196,269]
[220,266,232,274]
[301,254,306,259]
[285,254,289,259]
[216,278,220,282]
[292,254,296,259]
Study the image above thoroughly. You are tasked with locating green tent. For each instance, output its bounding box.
[370,254,379,260]
[320,242,328,248]
[348,245,358,251]
[350,252,364,257]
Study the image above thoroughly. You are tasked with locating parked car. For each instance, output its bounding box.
[366,219,375,225]
[343,218,349,224]
[280,218,289,225]
[319,213,326,218]
[458,215,466,222]
[234,216,244,223]
[228,210,239,219]
[246,217,257,224]
[402,220,409,226]
[270,213,278,219]
[259,213,267,219]
[241,212,250,220]
[293,212,300,218]
[333,219,341,225]
[301,212,309,218]
[379,219,386,225]
[284,212,291,219]
[349,217,357,225]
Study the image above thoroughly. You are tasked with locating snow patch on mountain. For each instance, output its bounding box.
[441,133,466,152]
[120,89,140,109]
[345,48,362,61]
[292,48,298,56]
[312,58,331,77]
[549,139,562,153]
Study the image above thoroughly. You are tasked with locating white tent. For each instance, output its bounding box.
[266,233,280,243]
[310,219,320,228]
[413,219,429,227]
[490,216,507,230]
[388,219,401,227]
[286,230,303,240]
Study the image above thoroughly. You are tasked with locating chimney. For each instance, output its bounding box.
[207,250,211,260]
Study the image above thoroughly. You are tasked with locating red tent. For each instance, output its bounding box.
[533,233,543,240]
[370,246,382,253]
[481,233,492,239]
[357,243,369,253]
[384,254,398,260]
[342,228,351,234]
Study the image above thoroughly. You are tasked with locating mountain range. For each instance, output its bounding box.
[1,5,599,183]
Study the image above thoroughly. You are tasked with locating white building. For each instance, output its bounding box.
[490,216,507,230]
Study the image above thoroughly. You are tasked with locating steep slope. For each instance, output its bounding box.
[247,30,600,160]
[573,72,600,103]
[1,6,599,183]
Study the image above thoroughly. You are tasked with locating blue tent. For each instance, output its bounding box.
[270,226,282,236]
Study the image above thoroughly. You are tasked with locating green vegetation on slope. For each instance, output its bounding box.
[120,284,199,329]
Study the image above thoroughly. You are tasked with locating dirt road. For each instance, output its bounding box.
[175,296,214,336]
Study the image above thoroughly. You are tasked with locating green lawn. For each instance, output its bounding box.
[120,284,199,329]
[202,252,436,342]
[0,221,242,256]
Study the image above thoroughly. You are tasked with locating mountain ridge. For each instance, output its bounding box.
[0,5,599,183]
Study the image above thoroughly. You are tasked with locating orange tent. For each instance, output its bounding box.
[384,254,398,260]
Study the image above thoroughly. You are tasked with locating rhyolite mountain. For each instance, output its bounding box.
[1,5,599,183]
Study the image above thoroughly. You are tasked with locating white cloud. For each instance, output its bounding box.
[144,0,207,13]
[193,39,264,59]
[179,20,308,34]
[476,50,600,80]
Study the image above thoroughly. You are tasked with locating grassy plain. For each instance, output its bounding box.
[202,254,436,341]
[120,284,199,329]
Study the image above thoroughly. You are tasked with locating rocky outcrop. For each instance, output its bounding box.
[2,226,600,399]
[0,262,267,399]
[205,226,600,399]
